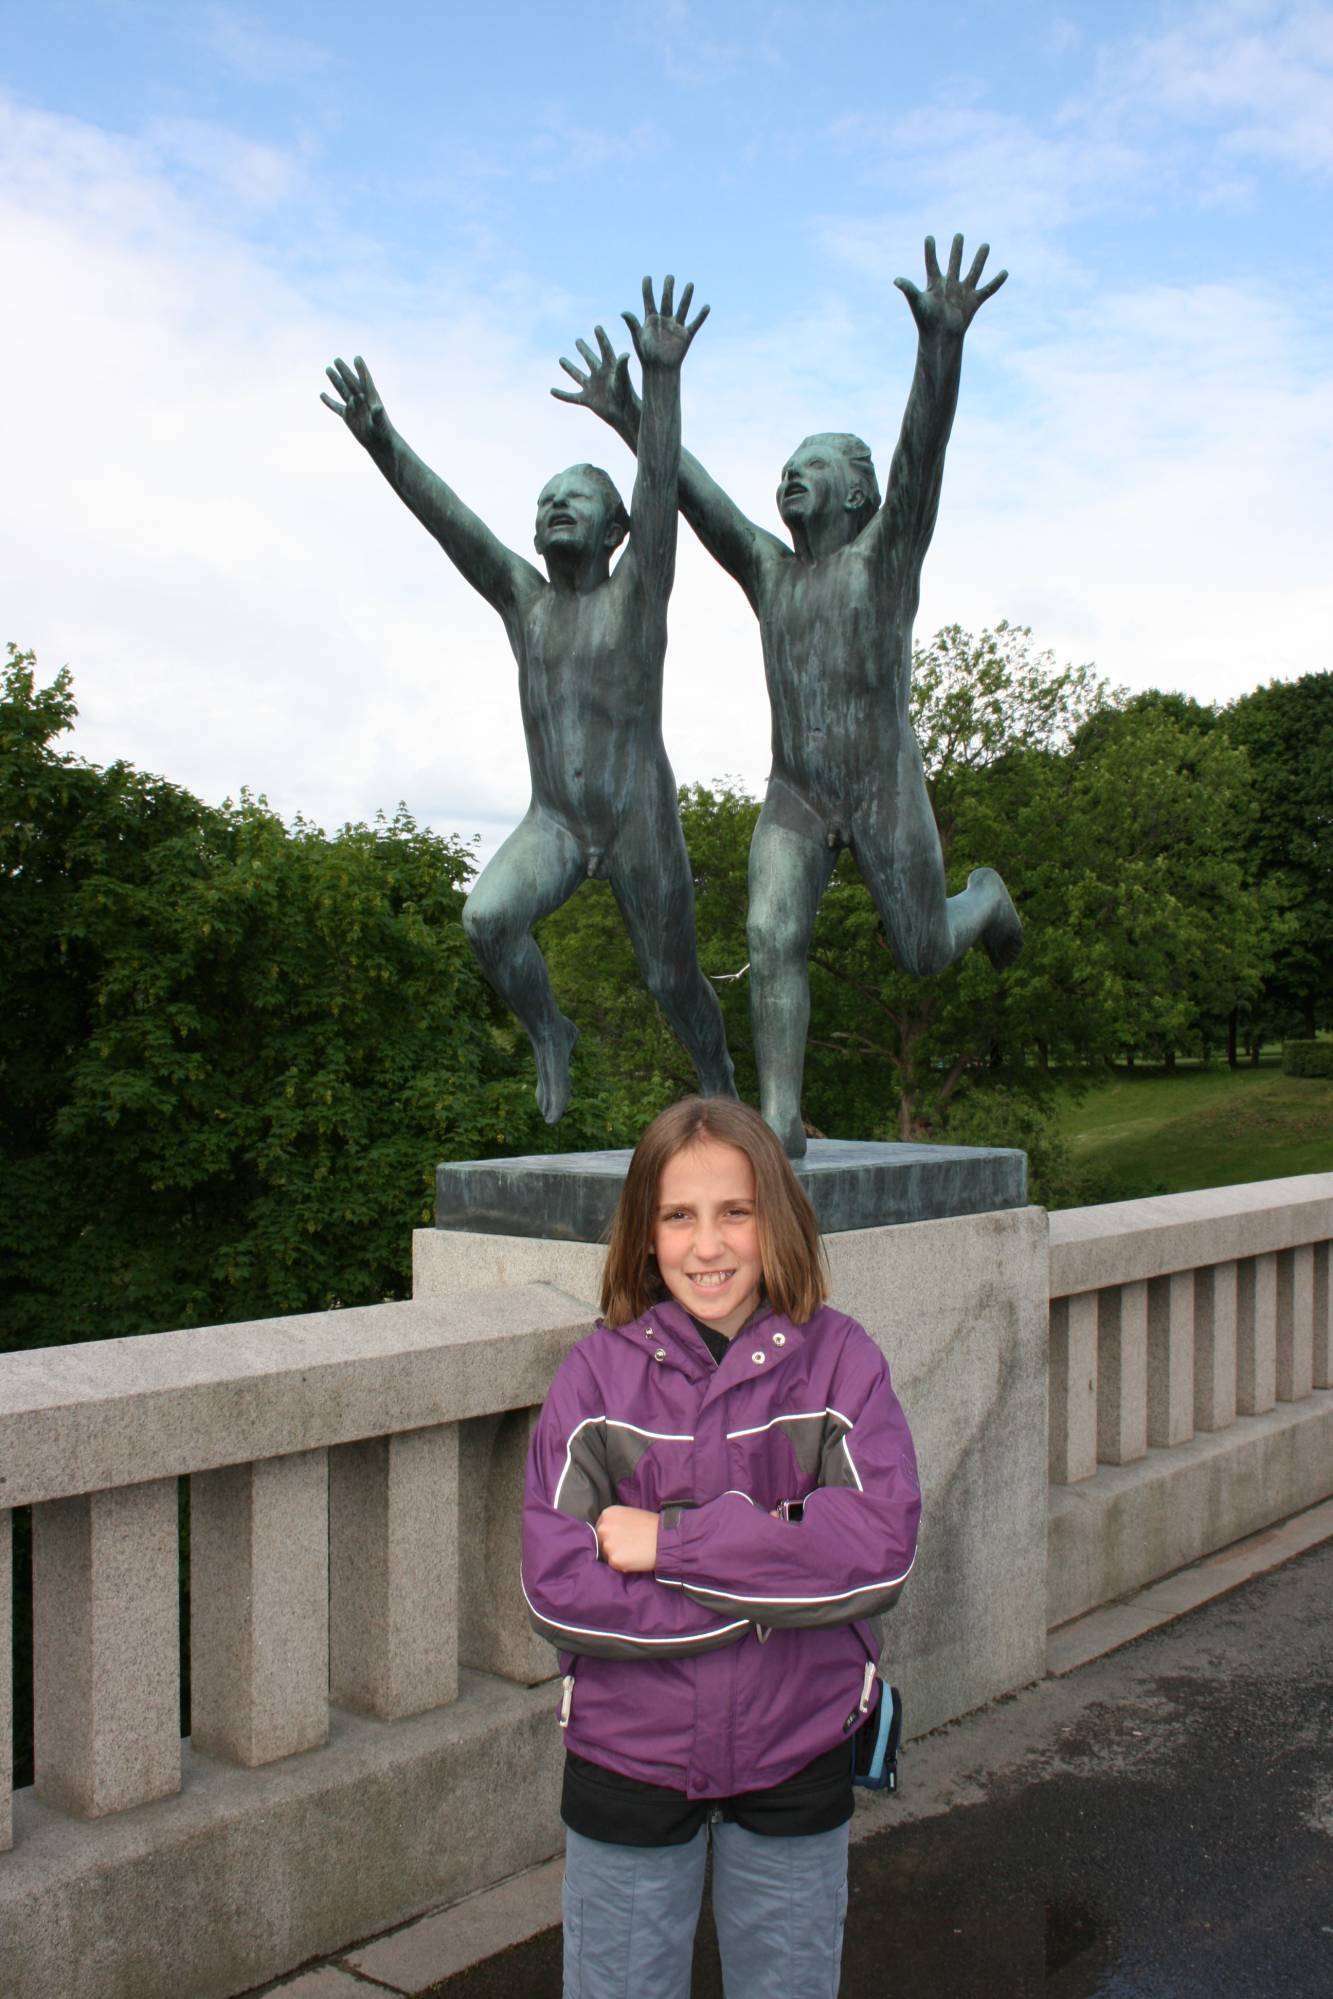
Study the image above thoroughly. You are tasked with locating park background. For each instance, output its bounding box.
[3,0,1332,1357]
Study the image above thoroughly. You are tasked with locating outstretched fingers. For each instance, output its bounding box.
[319,390,345,414]
[976,268,1008,302]
[964,242,990,288]
[923,235,942,286]
[947,233,964,282]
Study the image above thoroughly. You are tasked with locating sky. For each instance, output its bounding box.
[3,0,1331,854]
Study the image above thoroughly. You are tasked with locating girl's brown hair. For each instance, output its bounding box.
[600,1097,828,1328]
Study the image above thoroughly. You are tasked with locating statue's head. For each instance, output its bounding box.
[534,464,630,565]
[776,434,880,542]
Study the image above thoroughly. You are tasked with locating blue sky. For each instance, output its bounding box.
[4,1,1331,847]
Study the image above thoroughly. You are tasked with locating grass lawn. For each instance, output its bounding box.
[1051,1057,1333,1203]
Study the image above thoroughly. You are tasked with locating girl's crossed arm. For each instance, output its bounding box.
[521,1348,751,1662]
[654,1330,921,1629]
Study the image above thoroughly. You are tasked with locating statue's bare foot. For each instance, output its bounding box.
[534,1014,579,1124]
[971,867,1023,970]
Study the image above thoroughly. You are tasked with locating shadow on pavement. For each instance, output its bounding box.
[421,1544,1333,1997]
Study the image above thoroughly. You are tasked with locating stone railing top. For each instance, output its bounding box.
[0,1284,594,1510]
[1048,1174,1333,1299]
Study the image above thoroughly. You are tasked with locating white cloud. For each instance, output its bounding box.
[1097,0,1333,178]
[0,95,773,849]
[4,17,1331,887]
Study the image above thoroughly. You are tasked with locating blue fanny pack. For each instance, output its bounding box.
[851,1682,903,1792]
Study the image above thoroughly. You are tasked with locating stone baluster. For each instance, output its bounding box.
[1147,1270,1195,1449]
[459,1407,559,1685]
[1275,1246,1315,1403]
[1315,1242,1333,1390]
[1236,1254,1278,1415]
[1,1509,10,1852]
[190,1450,328,1767]
[31,1479,180,1818]
[1194,1261,1238,1432]
[329,1426,459,1720]
[1097,1280,1149,1466]
[1048,1294,1098,1484]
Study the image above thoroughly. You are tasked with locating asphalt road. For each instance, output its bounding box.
[424,1541,1333,1998]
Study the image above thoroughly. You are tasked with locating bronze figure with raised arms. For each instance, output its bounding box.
[557,235,1022,1155]
[323,277,736,1123]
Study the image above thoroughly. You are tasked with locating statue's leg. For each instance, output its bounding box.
[462,809,585,1124]
[858,736,1023,975]
[607,788,738,1101]
[747,783,837,1159]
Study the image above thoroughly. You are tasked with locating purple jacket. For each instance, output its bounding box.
[521,1297,920,1801]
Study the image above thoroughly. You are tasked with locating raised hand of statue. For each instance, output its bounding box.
[622,274,709,372]
[894,234,1007,342]
[320,355,389,449]
[551,324,641,436]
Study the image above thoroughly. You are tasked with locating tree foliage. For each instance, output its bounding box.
[0,646,602,1350]
[1219,673,1333,1040]
[1,631,1323,1350]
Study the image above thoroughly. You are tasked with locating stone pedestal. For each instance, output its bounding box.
[435,1138,1026,1241]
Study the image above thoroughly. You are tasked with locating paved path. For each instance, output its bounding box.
[261,1513,1333,1998]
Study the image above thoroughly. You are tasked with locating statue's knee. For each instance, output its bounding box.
[895,931,951,978]
[462,894,509,966]
[748,901,804,963]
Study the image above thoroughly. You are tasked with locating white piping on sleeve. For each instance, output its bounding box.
[551,1415,695,1512]
[840,1436,864,1491]
[657,1547,916,1606]
[520,1575,748,1648]
[551,1415,607,1513]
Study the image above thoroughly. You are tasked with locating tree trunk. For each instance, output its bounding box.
[1227,1009,1238,1071]
[1304,995,1316,1039]
[1164,1048,1176,1073]
[1037,1041,1050,1073]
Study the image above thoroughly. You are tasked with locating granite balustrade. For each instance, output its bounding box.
[1,1174,1330,1999]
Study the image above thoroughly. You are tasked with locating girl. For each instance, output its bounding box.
[521,1097,920,1998]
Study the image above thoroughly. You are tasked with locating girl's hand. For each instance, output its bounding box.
[595,1506,660,1572]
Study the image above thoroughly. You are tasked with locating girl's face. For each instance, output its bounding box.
[652,1137,763,1340]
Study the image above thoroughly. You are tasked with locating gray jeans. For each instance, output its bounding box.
[562,1820,850,1998]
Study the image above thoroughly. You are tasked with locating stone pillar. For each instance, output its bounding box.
[1,1508,10,1852]
[1097,1280,1148,1465]
[190,1451,328,1767]
[329,1427,459,1720]
[1275,1245,1315,1402]
[459,1407,558,1685]
[1236,1253,1278,1416]
[1314,1242,1333,1391]
[1048,1293,1097,1483]
[31,1480,180,1818]
[1194,1260,1238,1433]
[1147,1269,1195,1448]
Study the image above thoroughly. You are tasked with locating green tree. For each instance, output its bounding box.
[1220,673,1333,1042]
[0,648,589,1351]
[801,637,1280,1141]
